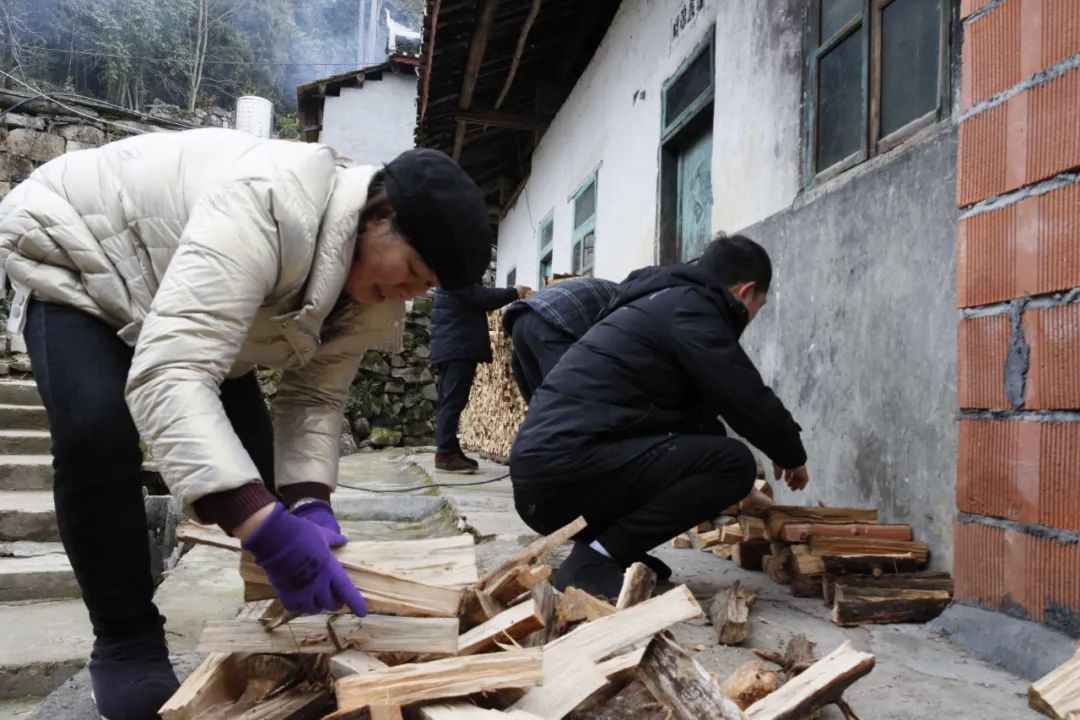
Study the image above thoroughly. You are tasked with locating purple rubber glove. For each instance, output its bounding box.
[242,503,368,616]
[293,501,347,549]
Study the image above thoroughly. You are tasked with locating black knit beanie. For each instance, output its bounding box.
[384,148,492,291]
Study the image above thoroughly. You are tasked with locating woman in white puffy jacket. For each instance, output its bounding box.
[0,127,492,720]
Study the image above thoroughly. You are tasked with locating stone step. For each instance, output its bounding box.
[0,492,57,542]
[0,380,41,406]
[0,599,91,700]
[0,455,53,491]
[0,430,51,455]
[0,405,49,431]
[0,543,78,602]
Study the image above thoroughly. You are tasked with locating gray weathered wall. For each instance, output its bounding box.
[741,128,960,568]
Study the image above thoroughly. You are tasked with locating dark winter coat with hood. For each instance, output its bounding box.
[430,285,519,364]
[509,262,806,485]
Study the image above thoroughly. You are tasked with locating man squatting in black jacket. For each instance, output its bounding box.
[509,234,808,599]
[431,283,531,473]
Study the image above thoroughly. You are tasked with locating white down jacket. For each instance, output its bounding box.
[0,128,404,516]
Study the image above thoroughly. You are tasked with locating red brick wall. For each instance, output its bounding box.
[956,0,1080,633]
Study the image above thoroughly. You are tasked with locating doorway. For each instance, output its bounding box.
[659,31,715,264]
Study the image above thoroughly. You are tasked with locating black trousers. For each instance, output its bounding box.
[509,310,575,403]
[434,360,477,453]
[24,300,275,639]
[513,434,756,565]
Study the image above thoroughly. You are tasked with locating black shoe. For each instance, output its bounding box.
[638,553,673,582]
[435,451,478,474]
[460,452,480,469]
[553,541,626,601]
[89,625,179,720]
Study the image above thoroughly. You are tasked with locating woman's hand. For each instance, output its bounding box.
[240,503,368,616]
[292,500,348,548]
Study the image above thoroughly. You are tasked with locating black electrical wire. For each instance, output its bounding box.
[336,472,511,494]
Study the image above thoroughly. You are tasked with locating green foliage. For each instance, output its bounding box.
[276,112,300,140]
[0,0,381,114]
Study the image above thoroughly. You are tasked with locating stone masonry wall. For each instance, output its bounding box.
[344,295,436,451]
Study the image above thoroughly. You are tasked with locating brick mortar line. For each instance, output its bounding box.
[957,511,1080,545]
[959,287,1080,318]
[959,172,1080,218]
[958,409,1080,422]
[962,0,1010,25]
[958,52,1080,122]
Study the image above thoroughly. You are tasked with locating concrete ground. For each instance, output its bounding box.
[10,448,1055,719]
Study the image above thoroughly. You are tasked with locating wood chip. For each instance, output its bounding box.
[832,586,951,626]
[331,650,544,717]
[744,642,875,720]
[779,523,912,543]
[764,508,878,540]
[708,581,759,646]
[616,562,658,609]
[638,634,746,720]
[722,660,781,710]
[1030,648,1080,719]
[196,615,460,656]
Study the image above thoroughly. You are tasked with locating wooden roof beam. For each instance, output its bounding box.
[455,109,547,131]
[452,0,501,160]
[495,0,542,109]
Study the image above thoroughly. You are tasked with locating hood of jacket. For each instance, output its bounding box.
[606,262,750,337]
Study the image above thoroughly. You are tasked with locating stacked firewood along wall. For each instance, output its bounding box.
[459,310,526,462]
[671,480,957,629]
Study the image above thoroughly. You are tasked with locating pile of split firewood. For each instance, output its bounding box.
[458,310,526,463]
[168,517,876,719]
[674,479,955,628]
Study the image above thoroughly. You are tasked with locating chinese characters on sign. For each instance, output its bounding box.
[672,0,705,42]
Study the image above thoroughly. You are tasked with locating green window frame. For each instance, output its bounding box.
[537,215,554,287]
[661,31,715,143]
[658,28,715,264]
[570,174,597,277]
[806,0,951,182]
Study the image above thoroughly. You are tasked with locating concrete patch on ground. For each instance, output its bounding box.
[0,697,40,719]
[333,494,447,522]
[0,600,92,699]
[156,545,245,653]
[928,602,1076,681]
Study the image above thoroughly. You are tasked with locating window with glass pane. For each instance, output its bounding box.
[821,0,862,42]
[574,181,596,229]
[664,49,711,130]
[540,220,553,249]
[573,177,597,276]
[809,0,946,178]
[817,29,864,171]
[538,218,553,287]
[538,251,552,287]
[880,0,941,136]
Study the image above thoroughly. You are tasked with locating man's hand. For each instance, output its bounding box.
[516,286,534,299]
[739,486,774,516]
[773,463,810,491]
